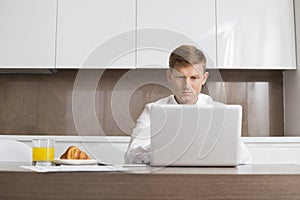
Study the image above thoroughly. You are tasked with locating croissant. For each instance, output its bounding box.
[60,146,90,160]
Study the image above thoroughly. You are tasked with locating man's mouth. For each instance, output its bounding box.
[181,91,194,95]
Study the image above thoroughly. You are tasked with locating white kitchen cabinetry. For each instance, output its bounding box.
[0,0,295,70]
[217,0,296,69]
[0,0,56,68]
[56,0,135,69]
[137,0,216,69]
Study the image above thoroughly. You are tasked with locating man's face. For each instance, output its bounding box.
[166,64,209,104]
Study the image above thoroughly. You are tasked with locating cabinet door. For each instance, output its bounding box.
[137,0,216,69]
[56,0,135,69]
[217,0,296,69]
[0,0,56,68]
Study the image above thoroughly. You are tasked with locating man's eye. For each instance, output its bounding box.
[191,76,199,80]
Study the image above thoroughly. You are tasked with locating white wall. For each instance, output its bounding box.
[284,0,300,135]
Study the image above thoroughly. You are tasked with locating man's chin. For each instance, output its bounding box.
[178,97,197,105]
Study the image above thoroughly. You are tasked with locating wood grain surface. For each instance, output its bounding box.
[0,172,299,200]
[0,69,283,136]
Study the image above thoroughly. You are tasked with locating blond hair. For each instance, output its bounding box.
[169,45,206,70]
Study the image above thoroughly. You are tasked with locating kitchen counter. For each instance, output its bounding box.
[1,162,300,200]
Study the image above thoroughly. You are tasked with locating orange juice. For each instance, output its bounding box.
[32,147,54,161]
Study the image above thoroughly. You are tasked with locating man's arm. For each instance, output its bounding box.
[124,104,151,164]
[240,141,252,164]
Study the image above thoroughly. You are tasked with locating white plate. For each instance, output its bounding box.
[54,158,98,165]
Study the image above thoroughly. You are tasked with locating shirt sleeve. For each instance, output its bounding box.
[124,104,151,164]
[239,141,252,164]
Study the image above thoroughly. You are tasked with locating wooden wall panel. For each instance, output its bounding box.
[0,69,283,136]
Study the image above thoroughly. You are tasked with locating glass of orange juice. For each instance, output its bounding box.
[32,139,55,166]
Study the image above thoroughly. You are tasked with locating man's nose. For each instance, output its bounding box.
[183,78,192,88]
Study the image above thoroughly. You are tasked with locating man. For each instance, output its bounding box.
[125,45,252,164]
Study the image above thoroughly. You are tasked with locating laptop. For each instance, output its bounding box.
[150,104,242,166]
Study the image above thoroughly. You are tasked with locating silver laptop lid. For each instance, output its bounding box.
[150,104,242,166]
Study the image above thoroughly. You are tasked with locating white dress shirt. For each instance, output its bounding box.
[124,93,252,164]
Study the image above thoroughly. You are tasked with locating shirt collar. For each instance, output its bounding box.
[168,94,211,105]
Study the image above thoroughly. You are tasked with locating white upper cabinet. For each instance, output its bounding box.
[0,0,296,69]
[217,0,296,69]
[0,0,56,68]
[137,0,216,69]
[56,0,135,69]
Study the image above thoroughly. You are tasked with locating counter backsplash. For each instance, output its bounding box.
[0,69,283,137]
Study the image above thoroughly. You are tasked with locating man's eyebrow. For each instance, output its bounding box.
[174,75,186,77]
[172,71,182,76]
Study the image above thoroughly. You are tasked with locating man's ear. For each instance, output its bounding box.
[166,69,173,83]
[202,71,209,85]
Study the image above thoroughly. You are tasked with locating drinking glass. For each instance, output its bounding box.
[32,139,55,166]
